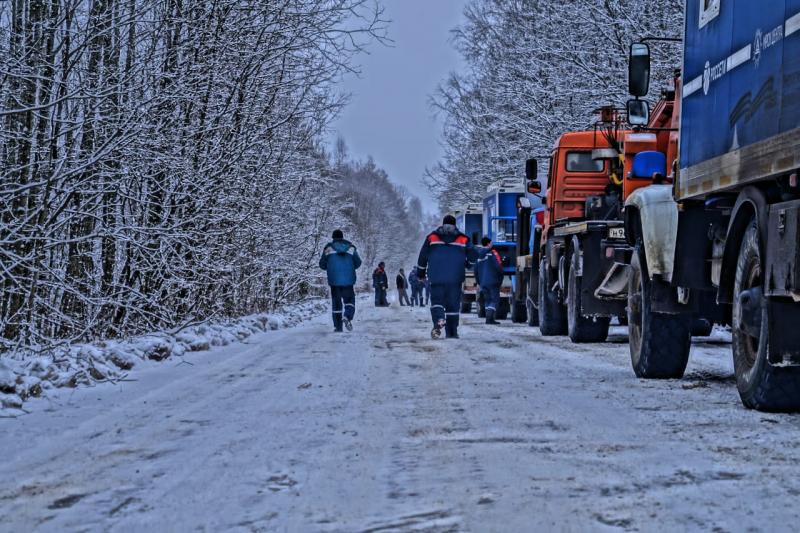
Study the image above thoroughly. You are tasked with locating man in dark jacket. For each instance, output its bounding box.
[319,229,362,332]
[372,262,389,306]
[396,268,411,306]
[417,215,477,339]
[475,236,504,324]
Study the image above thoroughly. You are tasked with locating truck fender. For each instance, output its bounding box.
[717,186,769,304]
[624,184,678,282]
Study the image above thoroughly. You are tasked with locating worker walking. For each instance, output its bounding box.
[319,229,362,332]
[475,236,503,324]
[417,215,477,339]
[372,262,389,307]
[396,268,411,306]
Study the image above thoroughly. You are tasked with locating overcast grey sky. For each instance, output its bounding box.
[331,0,467,212]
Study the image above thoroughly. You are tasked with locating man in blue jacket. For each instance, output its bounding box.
[319,229,362,332]
[475,236,504,325]
[417,215,477,339]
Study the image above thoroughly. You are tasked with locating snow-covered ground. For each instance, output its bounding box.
[0,300,327,410]
[2,303,800,531]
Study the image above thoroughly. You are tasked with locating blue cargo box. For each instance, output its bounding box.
[483,190,523,274]
[457,213,483,244]
[679,0,800,199]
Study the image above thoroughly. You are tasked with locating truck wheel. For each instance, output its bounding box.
[627,241,691,378]
[511,300,527,323]
[732,223,800,411]
[496,299,510,320]
[538,258,567,335]
[477,293,486,318]
[691,318,713,337]
[567,252,610,343]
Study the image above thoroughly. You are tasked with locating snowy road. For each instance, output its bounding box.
[3,304,800,532]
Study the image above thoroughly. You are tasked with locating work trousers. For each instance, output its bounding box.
[331,285,356,331]
[397,288,411,306]
[430,283,462,337]
[481,284,501,321]
[374,286,388,306]
[410,287,422,306]
[481,285,500,312]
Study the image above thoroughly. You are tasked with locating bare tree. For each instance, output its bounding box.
[0,0,390,353]
[427,0,683,211]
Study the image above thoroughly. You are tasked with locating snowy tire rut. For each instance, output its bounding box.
[3,306,800,531]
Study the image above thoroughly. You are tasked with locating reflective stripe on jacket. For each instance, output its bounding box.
[319,239,361,286]
[417,224,477,285]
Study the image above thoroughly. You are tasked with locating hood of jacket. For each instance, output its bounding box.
[433,224,463,243]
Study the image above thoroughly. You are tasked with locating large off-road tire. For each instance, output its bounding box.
[477,293,486,318]
[511,299,527,323]
[538,258,567,336]
[732,223,800,411]
[627,241,691,378]
[691,318,714,337]
[567,252,610,343]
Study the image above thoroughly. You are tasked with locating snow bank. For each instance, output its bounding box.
[0,300,327,409]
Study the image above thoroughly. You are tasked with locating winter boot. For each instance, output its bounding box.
[343,317,353,332]
[431,319,446,340]
[486,308,499,325]
[333,313,344,332]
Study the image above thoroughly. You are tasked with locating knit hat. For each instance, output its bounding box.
[443,215,457,226]
[481,236,492,246]
[332,229,344,239]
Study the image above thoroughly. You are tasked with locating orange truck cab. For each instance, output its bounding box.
[530,111,632,343]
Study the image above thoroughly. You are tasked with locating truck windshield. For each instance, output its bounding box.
[565,151,604,172]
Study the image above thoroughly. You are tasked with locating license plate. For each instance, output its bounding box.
[608,227,625,240]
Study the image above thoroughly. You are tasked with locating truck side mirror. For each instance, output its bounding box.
[629,42,651,97]
[525,158,538,181]
[527,180,542,194]
[627,99,650,126]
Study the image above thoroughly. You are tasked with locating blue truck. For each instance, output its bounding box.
[624,0,800,410]
[479,179,525,320]
[452,204,483,313]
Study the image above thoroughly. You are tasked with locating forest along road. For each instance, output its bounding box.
[3,306,800,532]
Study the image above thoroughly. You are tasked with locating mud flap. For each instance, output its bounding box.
[594,262,631,299]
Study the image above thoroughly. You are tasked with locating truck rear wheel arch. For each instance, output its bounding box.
[719,187,769,305]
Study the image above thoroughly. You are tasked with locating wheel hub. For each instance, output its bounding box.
[737,286,763,339]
